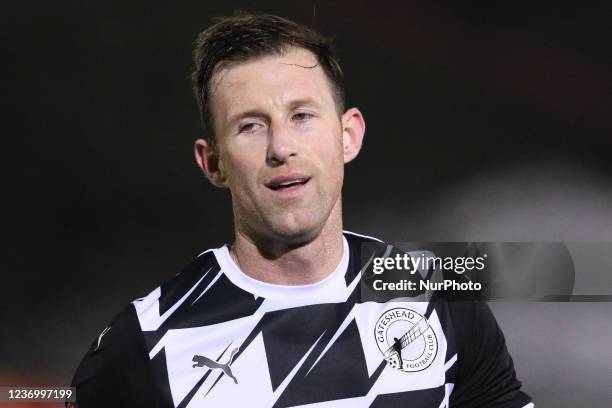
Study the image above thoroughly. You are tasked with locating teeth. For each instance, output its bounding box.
[272,178,306,189]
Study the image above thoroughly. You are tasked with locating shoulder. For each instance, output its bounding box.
[132,248,220,322]
[72,303,145,376]
[342,229,389,265]
[446,299,533,407]
[71,304,160,406]
[71,247,222,406]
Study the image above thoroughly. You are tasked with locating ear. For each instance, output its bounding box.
[341,107,365,163]
[194,138,228,188]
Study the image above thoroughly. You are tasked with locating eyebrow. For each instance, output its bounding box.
[286,97,321,111]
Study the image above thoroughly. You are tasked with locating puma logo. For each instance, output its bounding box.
[192,348,239,384]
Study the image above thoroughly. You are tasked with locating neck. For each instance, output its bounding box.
[230,204,344,285]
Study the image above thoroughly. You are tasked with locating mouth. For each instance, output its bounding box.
[265,176,311,192]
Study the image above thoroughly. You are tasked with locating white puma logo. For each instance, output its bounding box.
[192,348,239,384]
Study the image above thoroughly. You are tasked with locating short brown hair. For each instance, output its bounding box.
[191,13,345,142]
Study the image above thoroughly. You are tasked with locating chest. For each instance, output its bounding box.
[150,301,451,407]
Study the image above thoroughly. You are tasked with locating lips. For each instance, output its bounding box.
[265,174,311,191]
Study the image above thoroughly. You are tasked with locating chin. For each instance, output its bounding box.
[268,225,318,245]
[266,215,323,246]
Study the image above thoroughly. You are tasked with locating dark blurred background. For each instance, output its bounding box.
[2,1,611,406]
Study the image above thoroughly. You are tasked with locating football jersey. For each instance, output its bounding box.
[70,231,533,407]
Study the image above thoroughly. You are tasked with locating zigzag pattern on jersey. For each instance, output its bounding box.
[141,233,457,407]
[141,253,266,350]
[175,271,383,407]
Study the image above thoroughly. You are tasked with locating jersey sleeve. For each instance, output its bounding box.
[69,304,161,407]
[448,300,533,407]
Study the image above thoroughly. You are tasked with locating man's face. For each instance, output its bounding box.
[197,47,363,244]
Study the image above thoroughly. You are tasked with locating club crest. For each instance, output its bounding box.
[374,308,438,372]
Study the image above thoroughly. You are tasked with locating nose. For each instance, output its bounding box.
[266,120,298,166]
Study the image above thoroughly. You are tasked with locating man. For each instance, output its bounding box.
[70,13,533,407]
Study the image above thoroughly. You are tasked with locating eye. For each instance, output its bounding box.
[291,112,313,122]
[238,122,260,134]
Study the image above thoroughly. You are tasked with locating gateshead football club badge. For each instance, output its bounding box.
[374,308,438,372]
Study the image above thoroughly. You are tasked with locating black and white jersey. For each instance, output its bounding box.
[71,231,533,407]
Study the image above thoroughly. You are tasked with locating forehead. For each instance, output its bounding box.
[209,48,336,123]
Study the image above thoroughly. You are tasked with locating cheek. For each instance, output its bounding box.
[317,132,345,167]
[222,152,262,196]
[221,137,267,178]
[307,122,342,155]
[310,133,344,190]
[227,160,252,187]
